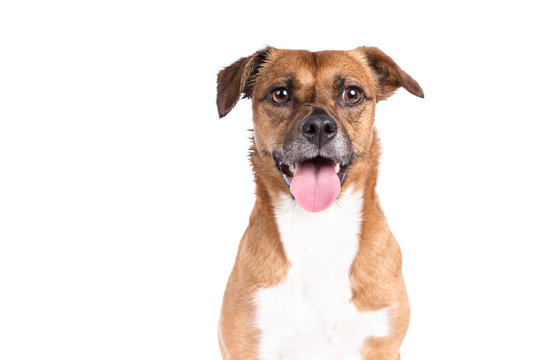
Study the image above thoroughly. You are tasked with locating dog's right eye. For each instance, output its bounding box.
[270,87,290,104]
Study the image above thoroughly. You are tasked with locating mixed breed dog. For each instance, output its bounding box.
[216,46,423,360]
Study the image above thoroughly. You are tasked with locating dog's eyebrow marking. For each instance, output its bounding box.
[333,75,347,92]
[285,77,296,92]
[271,74,298,88]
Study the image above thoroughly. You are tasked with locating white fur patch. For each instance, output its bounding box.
[254,189,389,360]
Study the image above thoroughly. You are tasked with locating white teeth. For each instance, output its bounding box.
[335,163,340,174]
[289,164,296,174]
[282,173,291,186]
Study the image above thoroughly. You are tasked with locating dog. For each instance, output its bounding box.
[216,46,423,360]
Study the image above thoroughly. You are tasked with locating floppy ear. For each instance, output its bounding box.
[361,46,424,101]
[216,47,274,118]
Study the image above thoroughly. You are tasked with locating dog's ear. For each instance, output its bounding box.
[360,46,424,101]
[216,47,274,118]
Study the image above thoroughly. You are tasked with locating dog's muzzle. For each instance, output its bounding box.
[272,112,354,212]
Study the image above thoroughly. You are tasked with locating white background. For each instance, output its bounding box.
[1,1,539,359]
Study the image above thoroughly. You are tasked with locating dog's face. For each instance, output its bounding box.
[217,47,423,212]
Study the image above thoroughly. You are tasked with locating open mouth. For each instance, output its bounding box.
[274,154,350,212]
[277,156,349,187]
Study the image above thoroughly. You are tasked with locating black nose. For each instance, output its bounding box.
[300,114,338,148]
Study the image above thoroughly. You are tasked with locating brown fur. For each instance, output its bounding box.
[216,46,423,360]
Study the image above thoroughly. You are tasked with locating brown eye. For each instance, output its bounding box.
[343,86,364,104]
[270,87,290,104]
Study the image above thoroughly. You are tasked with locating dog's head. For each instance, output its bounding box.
[217,47,423,212]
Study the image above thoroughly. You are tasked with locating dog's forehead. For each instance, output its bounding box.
[255,48,376,97]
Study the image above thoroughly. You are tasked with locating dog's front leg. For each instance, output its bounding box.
[360,336,401,360]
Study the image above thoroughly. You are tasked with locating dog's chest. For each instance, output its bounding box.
[254,191,389,360]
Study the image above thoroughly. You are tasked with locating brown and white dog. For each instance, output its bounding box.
[216,46,423,360]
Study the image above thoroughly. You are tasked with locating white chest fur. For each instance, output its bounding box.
[254,190,389,360]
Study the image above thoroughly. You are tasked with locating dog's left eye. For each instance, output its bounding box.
[342,86,364,104]
[270,87,290,104]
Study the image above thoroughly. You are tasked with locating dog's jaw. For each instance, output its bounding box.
[271,151,352,212]
[273,151,350,187]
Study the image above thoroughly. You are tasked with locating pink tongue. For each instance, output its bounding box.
[290,158,341,212]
